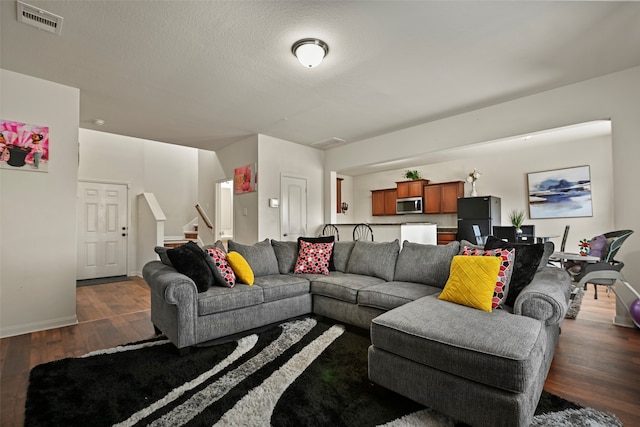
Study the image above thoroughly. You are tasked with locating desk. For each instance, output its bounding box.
[552,252,600,262]
[537,235,560,244]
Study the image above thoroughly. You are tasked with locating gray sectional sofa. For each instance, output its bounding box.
[143,238,572,427]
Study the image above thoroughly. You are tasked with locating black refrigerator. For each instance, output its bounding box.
[457,196,501,243]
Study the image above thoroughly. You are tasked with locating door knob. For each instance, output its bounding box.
[122,233,127,237]
[283,233,288,236]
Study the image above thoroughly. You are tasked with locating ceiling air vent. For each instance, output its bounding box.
[17,1,64,35]
[311,137,347,150]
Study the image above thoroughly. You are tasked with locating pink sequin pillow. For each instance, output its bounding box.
[294,240,334,275]
[462,247,515,309]
[207,247,236,288]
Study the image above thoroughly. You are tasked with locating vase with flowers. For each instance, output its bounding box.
[466,169,481,196]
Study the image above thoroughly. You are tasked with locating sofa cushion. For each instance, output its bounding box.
[227,239,280,277]
[461,246,515,309]
[484,236,545,306]
[205,247,236,288]
[393,241,460,288]
[197,283,263,315]
[254,274,310,302]
[371,296,546,394]
[357,281,441,311]
[310,272,386,304]
[346,240,400,282]
[270,240,298,274]
[166,241,213,292]
[227,251,254,285]
[333,241,355,272]
[438,255,502,312]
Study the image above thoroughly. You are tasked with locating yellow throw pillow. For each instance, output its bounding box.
[226,251,254,285]
[438,255,501,312]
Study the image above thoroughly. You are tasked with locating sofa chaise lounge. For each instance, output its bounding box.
[143,237,571,427]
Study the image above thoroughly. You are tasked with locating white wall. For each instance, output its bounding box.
[326,66,640,326]
[78,129,214,274]
[216,135,259,244]
[335,174,354,224]
[1,70,80,338]
[257,135,325,239]
[351,132,614,252]
[197,149,220,245]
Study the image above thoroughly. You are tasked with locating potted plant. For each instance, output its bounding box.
[509,209,526,234]
[403,170,422,180]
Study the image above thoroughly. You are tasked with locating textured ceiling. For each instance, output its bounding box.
[1,1,639,153]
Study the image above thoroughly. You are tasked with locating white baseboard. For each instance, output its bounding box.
[613,314,636,329]
[0,315,78,339]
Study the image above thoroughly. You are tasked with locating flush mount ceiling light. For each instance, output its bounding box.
[291,38,329,68]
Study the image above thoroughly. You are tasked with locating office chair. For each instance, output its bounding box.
[472,224,486,245]
[321,224,340,241]
[353,223,374,241]
[548,225,570,267]
[574,230,633,299]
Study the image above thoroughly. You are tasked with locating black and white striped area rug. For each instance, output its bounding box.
[25,317,621,427]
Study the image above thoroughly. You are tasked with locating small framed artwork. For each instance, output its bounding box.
[234,163,257,194]
[527,165,593,219]
[0,119,50,172]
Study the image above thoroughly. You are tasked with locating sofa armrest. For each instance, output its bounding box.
[513,267,572,326]
[142,261,199,347]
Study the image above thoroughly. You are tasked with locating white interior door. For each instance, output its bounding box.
[281,175,307,241]
[77,182,128,280]
[215,179,234,241]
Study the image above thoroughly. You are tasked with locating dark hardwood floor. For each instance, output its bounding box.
[1,278,638,426]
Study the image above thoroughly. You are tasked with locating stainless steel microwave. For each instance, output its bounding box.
[396,197,423,214]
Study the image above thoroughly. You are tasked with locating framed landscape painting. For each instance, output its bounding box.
[527,165,593,219]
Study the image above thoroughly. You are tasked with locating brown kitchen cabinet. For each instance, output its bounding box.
[396,179,429,198]
[437,232,457,245]
[371,188,397,216]
[423,181,464,214]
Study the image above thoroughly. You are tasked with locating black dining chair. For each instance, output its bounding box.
[353,223,374,241]
[321,224,340,241]
[548,225,570,267]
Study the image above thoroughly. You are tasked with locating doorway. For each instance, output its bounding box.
[215,179,234,246]
[76,181,128,280]
[281,175,307,241]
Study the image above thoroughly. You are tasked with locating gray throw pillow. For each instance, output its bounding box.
[346,240,400,281]
[394,241,460,288]
[271,240,299,274]
[333,241,356,272]
[154,246,173,266]
[203,240,227,253]
[227,239,280,277]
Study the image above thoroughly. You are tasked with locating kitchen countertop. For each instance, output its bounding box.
[335,223,457,233]
[335,222,436,226]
